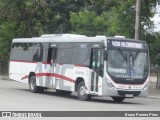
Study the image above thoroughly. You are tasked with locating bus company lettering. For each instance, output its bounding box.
[108,68,126,73]
[112,41,142,49]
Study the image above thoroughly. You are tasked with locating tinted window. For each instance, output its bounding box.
[57,43,73,64]
[72,43,91,66]
[22,43,35,61]
[11,43,44,62]
[11,43,23,60]
[33,43,43,62]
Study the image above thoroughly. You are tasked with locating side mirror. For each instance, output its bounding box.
[104,50,108,60]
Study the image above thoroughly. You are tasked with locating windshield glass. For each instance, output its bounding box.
[107,49,148,79]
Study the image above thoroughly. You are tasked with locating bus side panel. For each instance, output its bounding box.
[54,64,90,92]
[9,61,52,87]
[35,63,52,87]
[54,64,74,91]
[52,64,103,95]
[98,76,103,96]
[20,62,52,87]
[9,61,28,83]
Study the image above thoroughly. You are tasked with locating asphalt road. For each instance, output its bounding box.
[0,80,160,120]
[0,79,160,111]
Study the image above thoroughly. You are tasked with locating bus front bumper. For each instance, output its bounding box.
[102,87,148,98]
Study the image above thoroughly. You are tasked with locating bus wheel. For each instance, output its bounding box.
[56,90,72,96]
[29,76,44,93]
[112,97,125,103]
[77,81,91,101]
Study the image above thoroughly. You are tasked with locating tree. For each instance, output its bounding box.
[70,0,137,37]
[0,0,159,67]
[70,9,107,36]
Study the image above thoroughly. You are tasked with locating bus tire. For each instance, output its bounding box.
[29,76,44,93]
[77,81,91,101]
[112,97,125,103]
[56,90,72,96]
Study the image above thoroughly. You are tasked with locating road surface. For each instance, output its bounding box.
[0,80,160,120]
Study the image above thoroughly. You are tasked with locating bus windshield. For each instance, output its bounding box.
[107,49,149,79]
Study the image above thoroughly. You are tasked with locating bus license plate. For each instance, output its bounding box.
[125,94,133,97]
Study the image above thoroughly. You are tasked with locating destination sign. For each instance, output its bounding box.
[112,41,143,49]
[107,39,147,50]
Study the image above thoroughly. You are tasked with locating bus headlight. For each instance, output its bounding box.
[105,78,115,88]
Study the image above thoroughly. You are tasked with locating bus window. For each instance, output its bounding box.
[57,43,73,64]
[72,43,91,66]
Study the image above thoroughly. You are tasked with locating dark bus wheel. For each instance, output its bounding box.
[29,76,44,93]
[77,81,91,101]
[112,97,125,103]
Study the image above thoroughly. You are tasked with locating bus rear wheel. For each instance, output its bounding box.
[112,97,125,103]
[29,76,44,93]
[77,81,91,101]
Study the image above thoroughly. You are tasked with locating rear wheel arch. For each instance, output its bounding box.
[28,72,35,84]
[28,72,44,93]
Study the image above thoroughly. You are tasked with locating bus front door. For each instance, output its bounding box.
[90,48,103,94]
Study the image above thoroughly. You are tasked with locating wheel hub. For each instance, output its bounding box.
[79,86,86,96]
[31,80,35,90]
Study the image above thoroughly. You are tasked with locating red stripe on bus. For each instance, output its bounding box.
[21,75,29,80]
[36,73,75,83]
[42,62,51,64]
[10,60,37,64]
[10,60,51,64]
[21,73,75,83]
[74,64,86,67]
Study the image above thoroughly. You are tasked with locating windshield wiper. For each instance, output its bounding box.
[130,51,140,67]
[132,51,140,61]
[117,48,127,62]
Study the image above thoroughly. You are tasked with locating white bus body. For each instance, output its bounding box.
[9,34,149,102]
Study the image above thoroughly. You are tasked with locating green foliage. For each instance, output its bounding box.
[105,0,135,37]
[0,0,159,65]
[149,34,160,64]
[71,10,100,35]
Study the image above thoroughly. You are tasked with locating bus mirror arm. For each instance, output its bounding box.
[104,50,108,60]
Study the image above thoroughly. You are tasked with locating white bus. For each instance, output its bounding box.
[9,34,149,102]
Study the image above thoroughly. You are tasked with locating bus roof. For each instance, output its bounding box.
[12,34,146,44]
[12,34,105,43]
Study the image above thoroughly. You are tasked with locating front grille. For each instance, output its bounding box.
[108,74,147,85]
[114,80,145,84]
[117,91,141,97]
